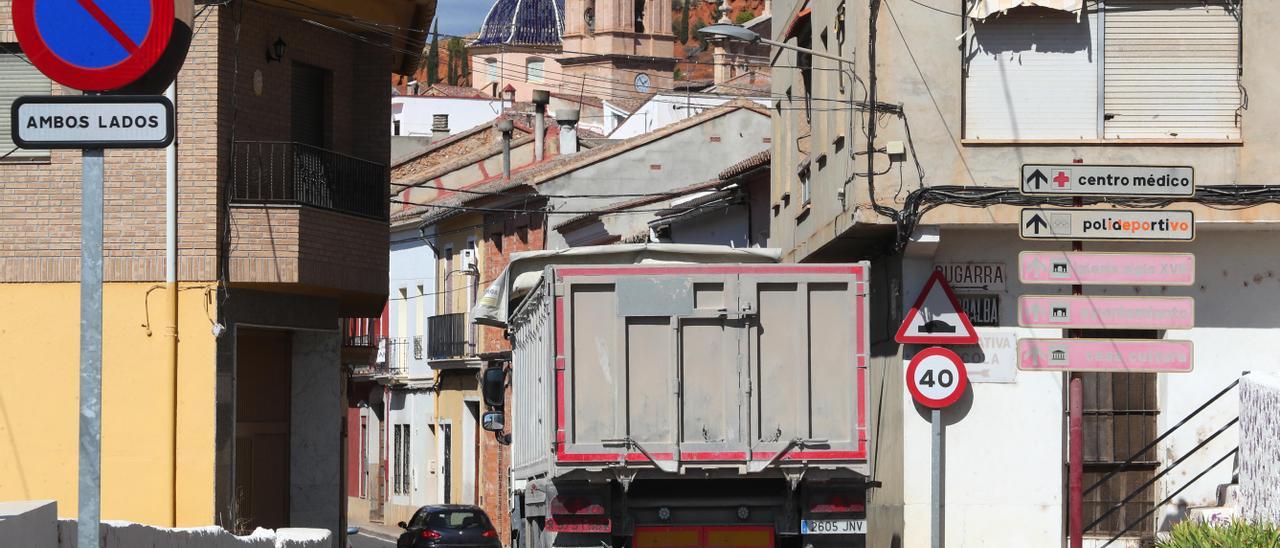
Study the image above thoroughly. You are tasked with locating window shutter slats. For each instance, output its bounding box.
[1103,1,1242,139]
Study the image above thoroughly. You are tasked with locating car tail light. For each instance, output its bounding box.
[420,529,443,540]
[482,529,498,538]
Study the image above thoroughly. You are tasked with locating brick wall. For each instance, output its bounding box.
[0,1,221,282]
[479,211,547,355]
[0,1,391,295]
[227,204,387,312]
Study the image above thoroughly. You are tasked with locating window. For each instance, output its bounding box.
[634,0,646,33]
[1,44,52,161]
[526,58,545,84]
[413,336,423,360]
[585,2,596,34]
[393,424,411,495]
[485,58,497,81]
[964,2,1242,141]
[1074,330,1159,536]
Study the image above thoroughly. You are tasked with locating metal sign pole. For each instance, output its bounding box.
[932,408,943,548]
[1068,196,1084,548]
[79,146,103,548]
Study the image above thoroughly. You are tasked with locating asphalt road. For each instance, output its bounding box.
[348,532,397,548]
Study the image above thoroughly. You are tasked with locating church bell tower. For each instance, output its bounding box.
[560,0,678,98]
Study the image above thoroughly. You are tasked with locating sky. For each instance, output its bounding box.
[434,0,489,39]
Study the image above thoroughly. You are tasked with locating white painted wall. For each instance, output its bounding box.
[881,226,1280,547]
[387,389,439,509]
[391,227,436,379]
[392,96,503,138]
[607,94,772,139]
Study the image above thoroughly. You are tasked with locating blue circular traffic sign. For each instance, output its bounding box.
[12,0,175,91]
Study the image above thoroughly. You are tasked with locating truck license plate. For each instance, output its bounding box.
[801,519,866,535]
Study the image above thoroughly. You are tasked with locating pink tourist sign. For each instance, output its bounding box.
[1018,296,1194,330]
[1019,251,1195,286]
[1018,339,1194,373]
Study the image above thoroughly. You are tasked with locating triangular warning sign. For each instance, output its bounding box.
[895,270,979,345]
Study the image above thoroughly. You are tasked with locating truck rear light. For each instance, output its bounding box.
[549,495,605,515]
[420,529,443,539]
[809,494,865,514]
[482,529,498,538]
[546,515,612,533]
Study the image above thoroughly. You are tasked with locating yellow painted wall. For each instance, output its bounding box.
[435,372,478,504]
[0,282,218,526]
[435,214,484,320]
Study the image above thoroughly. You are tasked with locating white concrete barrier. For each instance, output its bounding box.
[0,500,58,548]
[1240,372,1280,523]
[54,520,333,548]
[0,500,332,548]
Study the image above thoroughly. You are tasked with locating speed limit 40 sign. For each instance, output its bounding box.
[906,347,969,409]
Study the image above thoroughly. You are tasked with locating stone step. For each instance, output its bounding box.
[1217,482,1240,508]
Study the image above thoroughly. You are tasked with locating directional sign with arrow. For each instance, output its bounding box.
[1020,164,1195,197]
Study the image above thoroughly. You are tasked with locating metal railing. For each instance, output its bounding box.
[428,313,469,360]
[349,337,409,378]
[1087,376,1244,546]
[232,141,387,220]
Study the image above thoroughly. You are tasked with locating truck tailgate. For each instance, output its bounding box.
[543,263,870,472]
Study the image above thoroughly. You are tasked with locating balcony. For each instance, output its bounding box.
[349,337,409,379]
[428,313,470,361]
[227,142,390,314]
[232,141,387,220]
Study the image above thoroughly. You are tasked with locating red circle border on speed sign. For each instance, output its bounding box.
[11,0,175,92]
[906,346,969,409]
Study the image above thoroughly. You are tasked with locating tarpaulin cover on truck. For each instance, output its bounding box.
[471,243,781,328]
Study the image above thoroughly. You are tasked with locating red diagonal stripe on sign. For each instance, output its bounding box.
[75,0,140,53]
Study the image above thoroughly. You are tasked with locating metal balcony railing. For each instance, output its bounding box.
[232,141,387,220]
[349,337,409,378]
[428,313,469,360]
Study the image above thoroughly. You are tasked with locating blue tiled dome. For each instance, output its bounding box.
[471,0,565,47]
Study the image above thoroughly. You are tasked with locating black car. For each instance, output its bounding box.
[396,505,502,548]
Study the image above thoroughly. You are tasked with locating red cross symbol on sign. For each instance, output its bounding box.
[1054,171,1070,188]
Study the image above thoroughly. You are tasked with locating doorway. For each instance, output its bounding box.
[234,329,292,531]
[441,423,453,504]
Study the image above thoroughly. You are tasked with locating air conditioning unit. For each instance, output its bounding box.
[460,248,477,271]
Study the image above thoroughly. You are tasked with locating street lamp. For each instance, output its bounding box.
[697,23,850,65]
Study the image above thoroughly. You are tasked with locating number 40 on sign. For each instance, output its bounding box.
[907,347,970,409]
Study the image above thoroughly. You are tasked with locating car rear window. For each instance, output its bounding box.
[426,510,491,530]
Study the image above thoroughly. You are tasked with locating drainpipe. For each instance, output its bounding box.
[496,118,514,180]
[531,90,549,162]
[164,80,180,526]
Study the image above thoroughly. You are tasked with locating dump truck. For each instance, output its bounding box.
[475,245,872,548]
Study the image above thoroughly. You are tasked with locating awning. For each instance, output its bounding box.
[967,0,1084,19]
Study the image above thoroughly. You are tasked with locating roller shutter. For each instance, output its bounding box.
[964,7,1099,140]
[0,45,52,158]
[1103,0,1241,139]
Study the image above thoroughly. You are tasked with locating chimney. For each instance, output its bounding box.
[556,109,580,155]
[532,89,550,162]
[432,114,450,136]
[496,118,514,179]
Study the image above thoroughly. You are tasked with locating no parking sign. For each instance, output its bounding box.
[12,0,176,91]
